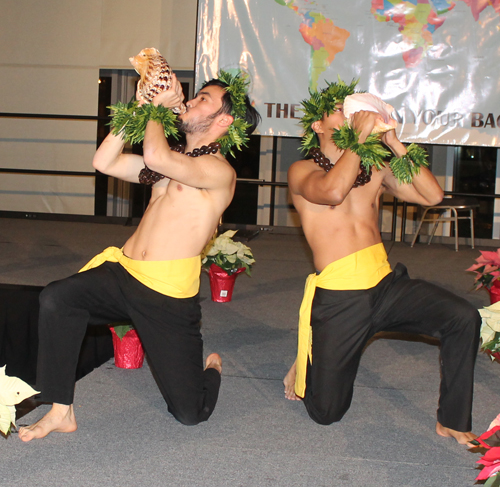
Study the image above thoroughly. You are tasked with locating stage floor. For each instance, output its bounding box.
[1,218,498,487]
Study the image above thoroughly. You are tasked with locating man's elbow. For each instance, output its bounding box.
[427,188,444,206]
[326,187,349,206]
[142,146,158,170]
[92,155,105,173]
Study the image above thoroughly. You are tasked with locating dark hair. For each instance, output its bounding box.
[200,78,261,136]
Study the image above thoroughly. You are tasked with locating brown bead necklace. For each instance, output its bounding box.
[309,147,371,188]
[138,142,221,185]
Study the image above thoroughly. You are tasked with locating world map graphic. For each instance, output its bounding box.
[275,0,500,88]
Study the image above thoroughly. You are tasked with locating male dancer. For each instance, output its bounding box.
[19,71,260,441]
[283,80,480,445]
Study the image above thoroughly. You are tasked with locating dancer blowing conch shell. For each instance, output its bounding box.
[343,93,397,134]
[129,47,186,114]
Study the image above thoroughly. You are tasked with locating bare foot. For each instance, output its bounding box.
[283,360,301,401]
[18,404,77,442]
[205,353,222,374]
[436,421,477,446]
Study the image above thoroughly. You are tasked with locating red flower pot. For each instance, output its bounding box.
[488,280,500,304]
[110,327,145,369]
[208,264,245,302]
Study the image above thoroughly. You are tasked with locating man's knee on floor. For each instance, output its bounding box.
[306,400,349,425]
[170,403,213,426]
[172,410,204,426]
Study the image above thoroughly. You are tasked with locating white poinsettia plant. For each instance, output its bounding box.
[0,366,39,437]
[478,301,500,361]
[202,230,255,276]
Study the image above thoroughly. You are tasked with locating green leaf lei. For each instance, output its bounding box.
[108,69,252,157]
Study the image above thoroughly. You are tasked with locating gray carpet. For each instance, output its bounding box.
[1,218,499,487]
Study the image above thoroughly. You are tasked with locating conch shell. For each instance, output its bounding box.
[129,47,186,114]
[343,93,397,134]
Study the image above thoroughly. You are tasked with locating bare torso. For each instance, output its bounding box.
[123,174,235,261]
[291,160,387,271]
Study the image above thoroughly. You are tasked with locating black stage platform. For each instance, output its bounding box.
[0,283,114,416]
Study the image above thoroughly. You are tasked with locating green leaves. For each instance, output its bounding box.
[331,125,428,184]
[111,322,134,340]
[299,77,360,153]
[216,69,253,156]
[218,118,252,157]
[389,143,429,184]
[217,69,250,120]
[332,123,391,172]
[108,101,180,145]
[484,473,500,487]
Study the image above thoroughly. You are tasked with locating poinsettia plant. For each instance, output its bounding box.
[0,366,39,437]
[470,415,500,486]
[478,302,500,361]
[466,250,500,290]
[201,230,255,276]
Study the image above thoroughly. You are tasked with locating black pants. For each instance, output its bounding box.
[36,262,220,425]
[303,263,481,432]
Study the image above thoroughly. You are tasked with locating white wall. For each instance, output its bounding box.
[0,0,199,214]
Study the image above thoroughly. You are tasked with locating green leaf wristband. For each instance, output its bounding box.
[389,143,429,184]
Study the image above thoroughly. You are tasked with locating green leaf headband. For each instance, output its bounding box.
[299,77,360,152]
[215,69,253,157]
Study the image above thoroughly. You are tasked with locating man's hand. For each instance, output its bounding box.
[349,110,382,143]
[151,74,185,109]
[380,128,400,149]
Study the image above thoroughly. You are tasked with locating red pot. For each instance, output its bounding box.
[488,280,500,304]
[208,264,245,302]
[110,327,145,369]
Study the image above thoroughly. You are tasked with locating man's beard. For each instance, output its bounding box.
[178,112,218,135]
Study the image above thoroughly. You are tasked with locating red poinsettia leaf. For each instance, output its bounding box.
[482,447,500,463]
[476,462,500,481]
[478,454,500,467]
[466,263,484,272]
[478,251,500,266]
[475,426,500,449]
[485,265,500,274]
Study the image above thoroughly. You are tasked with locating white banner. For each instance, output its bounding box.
[195,0,500,146]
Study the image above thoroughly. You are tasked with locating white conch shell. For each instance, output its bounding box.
[343,93,397,134]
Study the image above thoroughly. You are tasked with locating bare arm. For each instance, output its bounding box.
[92,132,144,183]
[381,130,444,206]
[92,74,185,183]
[289,111,380,205]
[143,121,235,190]
[288,150,362,205]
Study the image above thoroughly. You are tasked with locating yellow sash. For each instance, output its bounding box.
[295,243,391,397]
[79,246,200,298]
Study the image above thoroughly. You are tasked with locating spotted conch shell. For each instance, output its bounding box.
[343,93,397,134]
[129,47,186,114]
